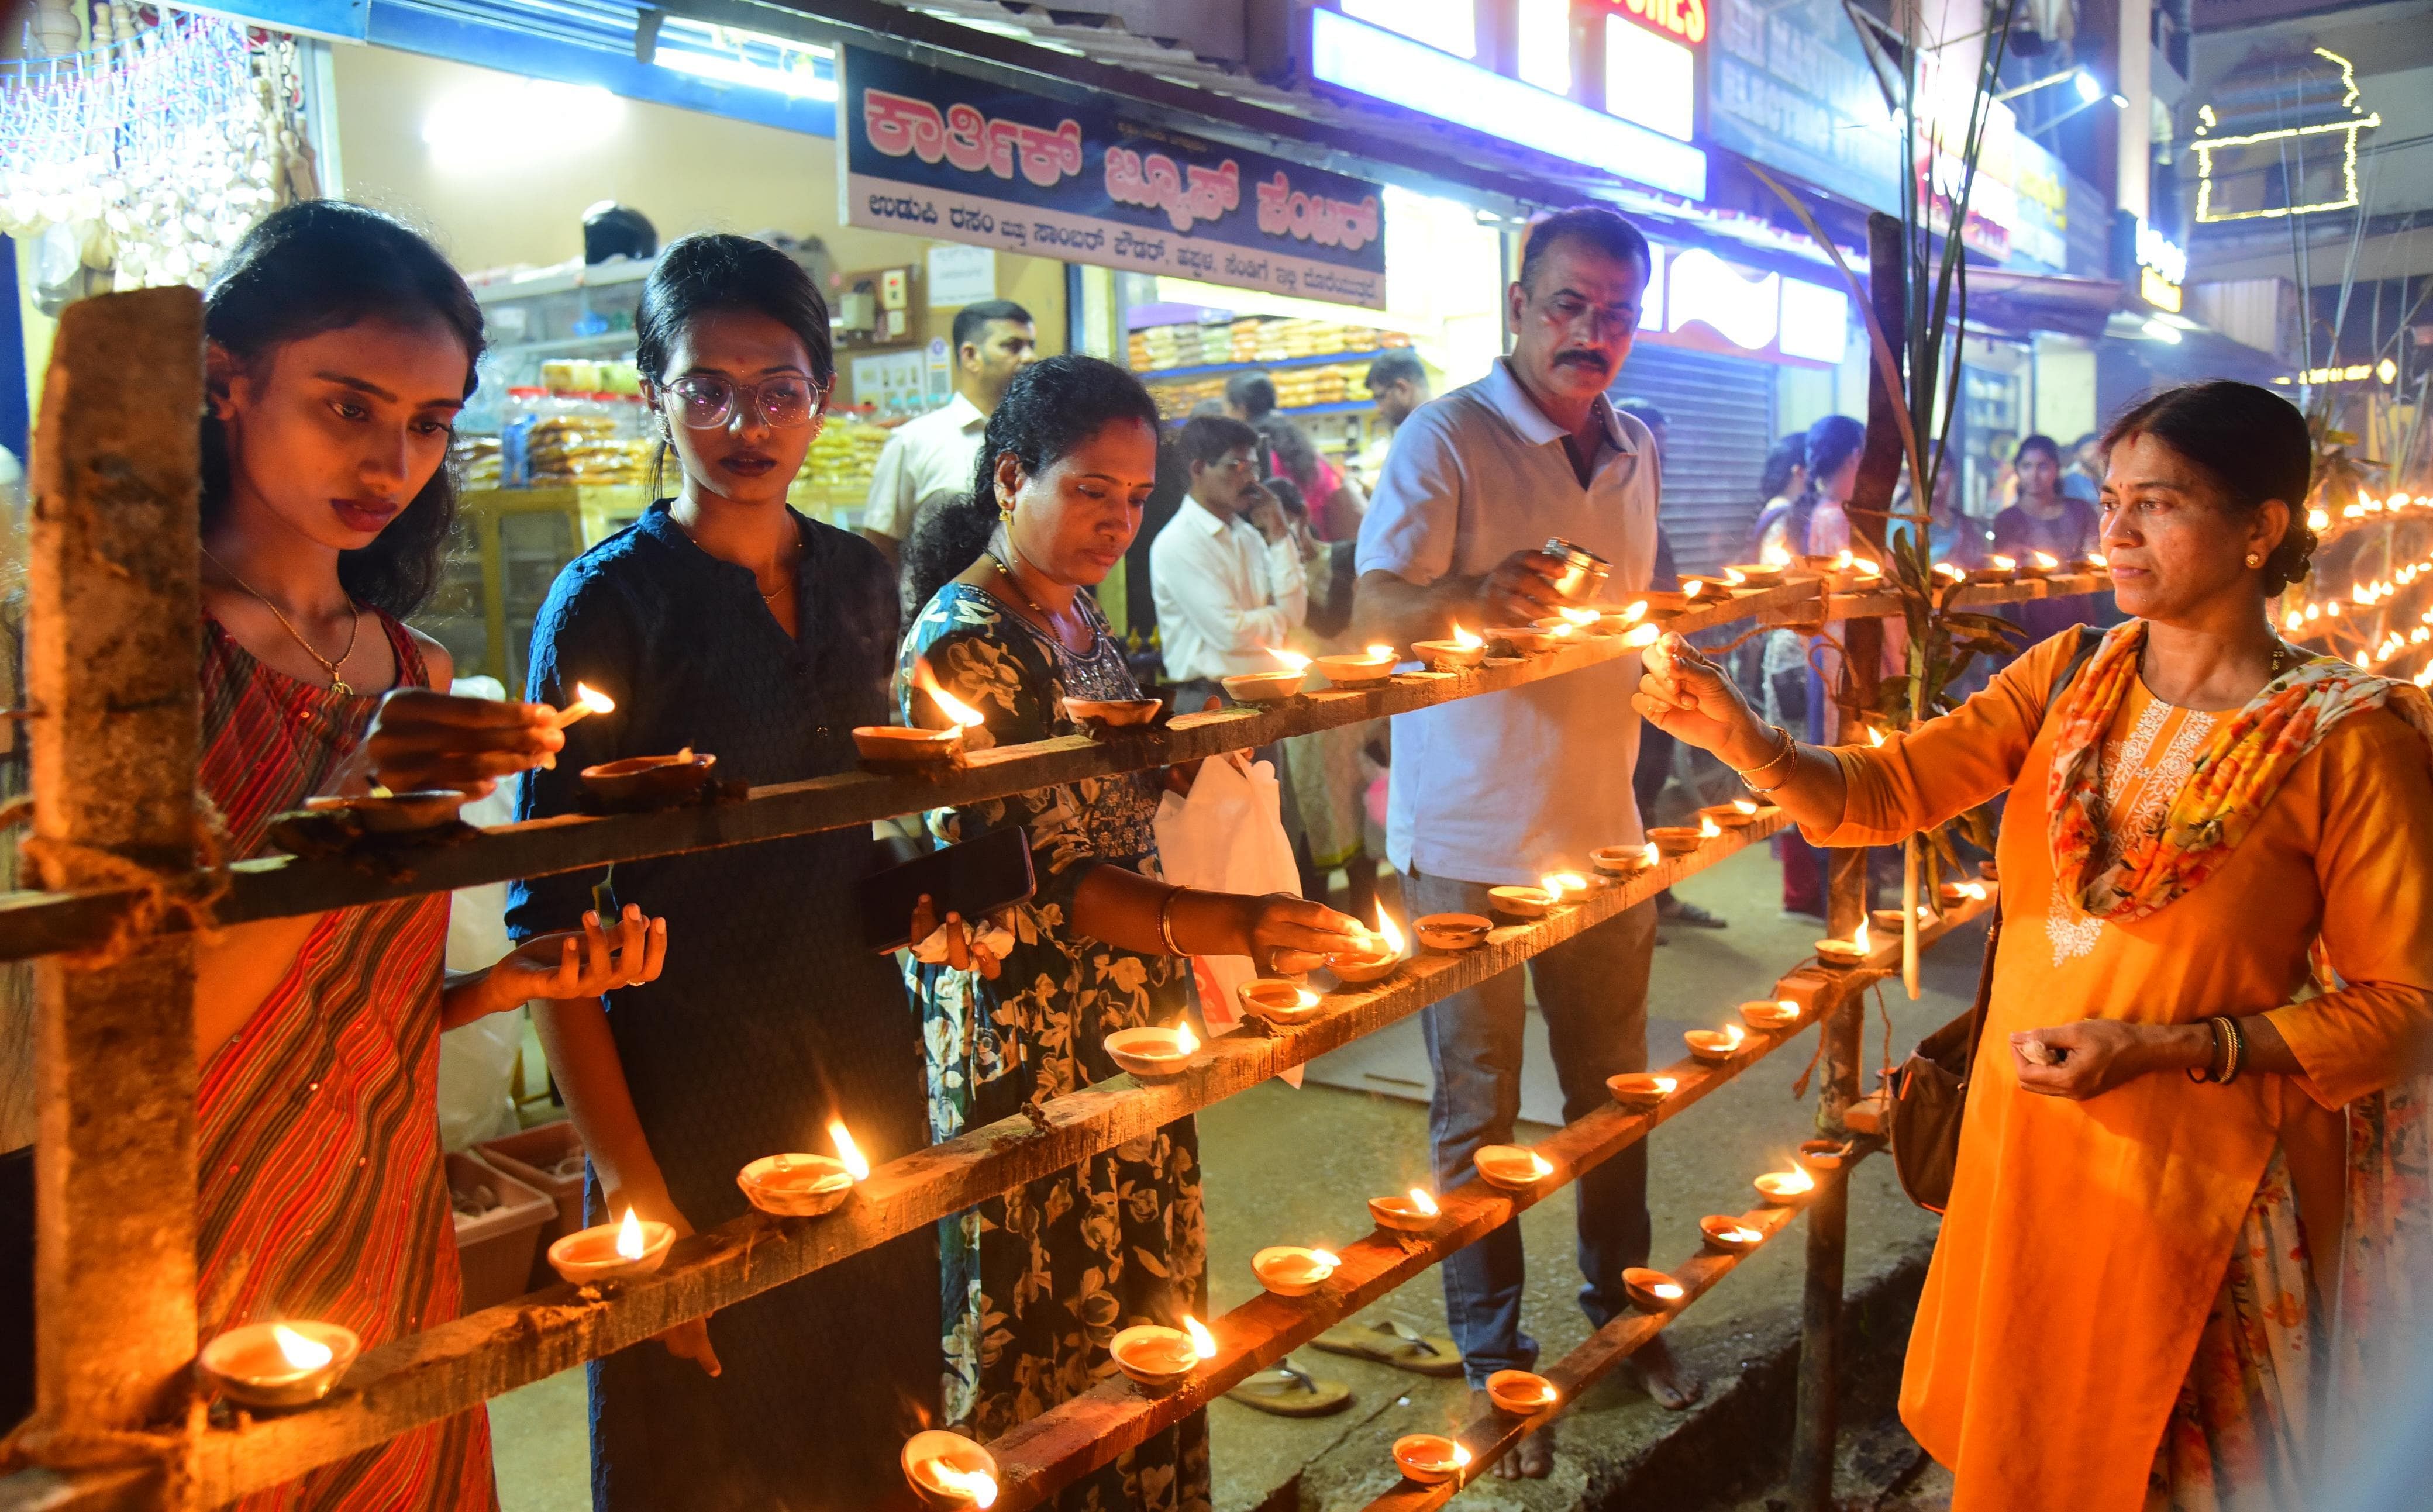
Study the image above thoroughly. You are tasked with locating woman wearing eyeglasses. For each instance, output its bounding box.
[508,233,935,1510]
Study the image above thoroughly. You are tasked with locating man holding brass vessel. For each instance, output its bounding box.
[1352,205,1696,1476]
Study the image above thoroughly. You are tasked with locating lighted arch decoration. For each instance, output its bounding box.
[2191,48,2380,224]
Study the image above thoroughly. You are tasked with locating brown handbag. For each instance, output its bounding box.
[1886,626,2099,1213]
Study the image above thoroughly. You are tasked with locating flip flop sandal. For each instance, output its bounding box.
[1308,1318,1465,1378]
[1222,1358,1352,1418]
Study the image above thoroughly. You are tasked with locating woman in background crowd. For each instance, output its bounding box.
[1995,433,2111,643]
[904,355,1366,1510]
[1226,370,1365,540]
[512,232,934,1511]
[1763,415,1865,918]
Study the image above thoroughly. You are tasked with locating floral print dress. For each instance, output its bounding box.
[899,580,1211,1512]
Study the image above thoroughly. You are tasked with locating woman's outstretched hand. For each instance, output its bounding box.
[1632,634,1770,764]
[1243,893,1370,975]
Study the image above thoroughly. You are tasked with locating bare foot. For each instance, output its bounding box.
[1467,1388,1556,1479]
[1626,1335,1704,1411]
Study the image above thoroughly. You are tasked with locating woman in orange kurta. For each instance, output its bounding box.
[1632,380,2433,1511]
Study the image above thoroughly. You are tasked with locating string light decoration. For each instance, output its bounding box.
[2193,48,2380,224]
[0,9,314,291]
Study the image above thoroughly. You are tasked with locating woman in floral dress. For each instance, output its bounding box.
[900,356,1365,1510]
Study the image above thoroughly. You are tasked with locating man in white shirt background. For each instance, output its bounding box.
[858,298,1036,567]
[1357,348,1432,492]
[1352,206,1697,1475]
[1150,415,1308,714]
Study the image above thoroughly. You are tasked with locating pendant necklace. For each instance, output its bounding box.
[204,547,363,696]
[988,549,1094,656]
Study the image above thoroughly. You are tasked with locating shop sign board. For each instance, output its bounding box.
[926,244,998,307]
[1708,0,1901,213]
[839,46,1387,309]
[2135,222,2187,313]
[1633,241,1850,368]
[1914,62,2068,271]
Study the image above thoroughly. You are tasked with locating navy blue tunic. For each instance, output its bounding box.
[507,502,935,1512]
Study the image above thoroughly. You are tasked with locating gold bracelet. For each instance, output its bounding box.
[1736,724,1800,794]
[1160,886,1186,957]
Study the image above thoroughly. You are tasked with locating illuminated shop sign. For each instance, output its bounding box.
[1599,5,1698,143]
[1310,6,1708,201]
[1914,60,2068,271]
[2135,222,2186,313]
[1635,243,1849,366]
[840,46,1388,306]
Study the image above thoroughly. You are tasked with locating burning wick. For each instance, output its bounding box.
[1721,1024,1746,1051]
[1697,814,1721,840]
[1184,1315,1218,1361]
[1270,648,1312,673]
[1851,557,1880,575]
[828,1120,870,1182]
[1960,882,1987,901]
[1853,919,1871,954]
[1990,554,2017,571]
[1834,548,1855,570]
[1733,799,1759,816]
[1542,872,1588,897]
[1682,579,1705,599]
[1640,841,1660,868]
[615,1207,646,1262]
[912,661,987,730]
[1559,607,1599,627]
[1173,1021,1200,1055]
[1621,600,1649,623]
[273,1323,334,1373]
[1722,567,1747,585]
[1772,1166,1817,1195]
[2086,551,2109,568]
[932,1466,998,1508]
[1652,1280,1685,1300]
[2031,550,2059,571]
[557,682,616,729]
[1376,913,1407,956]
[1622,623,1661,648]
[1407,1187,1440,1218]
[1450,623,1484,651]
[1865,724,1887,747]
[1934,562,1966,582]
[1722,1225,1760,1245]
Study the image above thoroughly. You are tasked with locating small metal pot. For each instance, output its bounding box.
[1542,537,1610,601]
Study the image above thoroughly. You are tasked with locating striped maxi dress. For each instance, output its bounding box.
[194,615,497,1511]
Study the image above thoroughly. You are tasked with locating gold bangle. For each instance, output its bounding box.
[1160,886,1186,957]
[1736,724,1799,794]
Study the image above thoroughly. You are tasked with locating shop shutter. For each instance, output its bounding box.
[1610,344,1776,577]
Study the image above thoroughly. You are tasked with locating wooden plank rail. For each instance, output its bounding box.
[0,573,2101,966]
[184,816,1967,1505]
[1357,1142,1883,1512]
[976,899,1991,1510]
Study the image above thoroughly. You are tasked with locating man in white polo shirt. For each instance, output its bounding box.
[1353,206,1695,1472]
[1150,414,1308,713]
[859,299,1036,567]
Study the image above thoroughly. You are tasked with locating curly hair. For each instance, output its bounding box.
[202,201,484,617]
[2100,381,2316,595]
[967,354,1163,513]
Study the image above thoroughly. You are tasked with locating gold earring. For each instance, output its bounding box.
[998,491,1015,523]
[2246,553,2262,568]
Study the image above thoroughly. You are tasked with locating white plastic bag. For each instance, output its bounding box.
[436,678,525,1151]
[1152,752,1305,1084]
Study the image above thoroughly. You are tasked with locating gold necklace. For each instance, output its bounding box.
[203,547,363,696]
[988,550,1092,654]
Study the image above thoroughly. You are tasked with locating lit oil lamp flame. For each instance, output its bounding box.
[1721,1024,1746,1050]
[2086,551,2108,568]
[2310,508,2331,530]
[1934,561,1966,581]
[1779,997,1799,1014]
[1760,541,1792,568]
[1365,644,1397,661]
[1543,871,1588,896]
[273,1323,334,1372]
[616,1207,646,1262]
[1732,799,1758,815]
[1640,841,1660,868]
[922,676,987,730]
[2031,550,2060,570]
[1866,723,1887,747]
[1183,1314,1217,1361]
[1622,623,1661,648]
[1682,579,1705,598]
[828,1119,870,1182]
[1173,1020,1200,1056]
[558,681,617,727]
[1723,1224,1761,1245]
[1451,623,1484,651]
[1851,557,1880,575]
[1407,1187,1439,1217]
[1697,814,1721,839]
[1962,881,1987,900]
[1312,1249,1343,1269]
[1546,620,1577,638]
[1524,1152,1553,1179]
[1270,648,1312,673]
[1853,919,1870,954]
[1559,606,1599,626]
[1621,599,1649,623]
[1650,1075,1677,1095]
[1452,1444,1474,1469]
[1990,554,2017,571]
[1834,548,1855,569]
[935,1465,999,1508]
[1721,567,1747,585]
[1772,1165,1817,1195]
[1377,912,1406,955]
[1653,1279,1685,1300]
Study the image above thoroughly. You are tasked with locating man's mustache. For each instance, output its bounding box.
[1555,350,1612,371]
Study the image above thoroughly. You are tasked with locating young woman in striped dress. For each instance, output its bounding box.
[192,202,666,1509]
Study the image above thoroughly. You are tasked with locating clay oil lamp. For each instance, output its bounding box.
[548,1206,676,1285]
[1473,1145,1555,1192]
[1622,1266,1686,1312]
[1063,695,1165,733]
[858,675,987,767]
[1648,813,1721,857]
[1488,873,1570,920]
[1684,1024,1746,1064]
[1224,648,1309,703]
[1369,1186,1442,1233]
[1597,599,1651,636]
[1315,644,1400,689]
[1327,913,1404,985]
[1976,554,2020,584]
[902,1430,1001,1510]
[1938,879,1990,908]
[1485,1369,1560,1415]
[2076,550,2110,574]
[1814,919,1872,968]
[1593,841,1660,878]
[1739,999,1803,1033]
[2022,549,2061,578]
[1484,623,1558,654]
[1252,1245,1342,1297]
[1109,1315,1216,1391]
[1700,1216,1766,1255]
[1239,980,1326,1024]
[1756,1164,1818,1205]
[1722,559,1785,589]
[1414,913,1491,953]
[1414,623,1487,671]
[1620,622,1663,650]
[1607,1072,1677,1110]
[553,680,616,730]
[738,1120,869,1218]
[582,748,717,809]
[1797,1138,1848,1173]
[1104,1021,1200,1080]
[302,789,468,834]
[1698,798,1763,830]
[197,1320,361,1410]
[1872,904,1936,934]
[1392,1435,1472,1485]
[1535,605,1608,638]
[1932,561,1970,589]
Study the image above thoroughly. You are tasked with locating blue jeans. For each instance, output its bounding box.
[1406,869,1658,1386]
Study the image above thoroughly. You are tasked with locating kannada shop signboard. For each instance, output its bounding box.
[838,46,1387,309]
[1710,0,1901,213]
